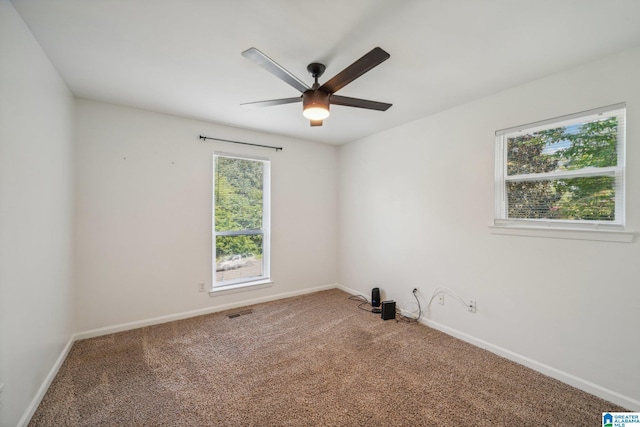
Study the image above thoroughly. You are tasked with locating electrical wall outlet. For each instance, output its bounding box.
[199,283,206,292]
[438,294,444,305]
[469,300,476,313]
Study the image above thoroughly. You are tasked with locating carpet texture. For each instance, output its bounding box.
[29,289,624,426]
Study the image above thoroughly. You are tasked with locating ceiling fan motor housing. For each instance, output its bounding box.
[302,90,330,120]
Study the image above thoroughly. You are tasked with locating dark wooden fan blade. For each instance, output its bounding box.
[242,48,310,93]
[330,95,392,111]
[319,47,390,94]
[310,120,323,127]
[241,97,302,108]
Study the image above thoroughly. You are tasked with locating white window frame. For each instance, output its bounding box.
[212,152,271,291]
[492,103,633,242]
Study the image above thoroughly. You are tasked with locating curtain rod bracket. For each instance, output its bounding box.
[199,135,282,151]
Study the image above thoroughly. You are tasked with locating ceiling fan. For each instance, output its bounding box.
[241,47,392,126]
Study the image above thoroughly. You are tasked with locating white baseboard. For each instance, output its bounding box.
[338,284,639,411]
[75,283,338,340]
[419,315,640,411]
[21,283,339,426]
[17,335,75,427]
[22,282,638,427]
[335,283,368,299]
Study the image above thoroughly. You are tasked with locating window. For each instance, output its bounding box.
[213,153,270,288]
[495,103,626,231]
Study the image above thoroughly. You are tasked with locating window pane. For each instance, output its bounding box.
[496,104,625,227]
[507,130,561,175]
[215,234,263,283]
[507,176,615,221]
[507,116,618,176]
[214,157,263,232]
[213,153,270,288]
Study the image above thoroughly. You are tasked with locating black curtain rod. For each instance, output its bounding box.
[199,135,282,151]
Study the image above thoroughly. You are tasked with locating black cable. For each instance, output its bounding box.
[348,295,376,313]
[349,292,422,321]
[414,289,422,319]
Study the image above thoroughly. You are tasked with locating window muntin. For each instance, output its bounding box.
[495,104,625,229]
[213,153,270,288]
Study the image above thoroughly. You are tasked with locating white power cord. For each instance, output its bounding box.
[428,286,475,312]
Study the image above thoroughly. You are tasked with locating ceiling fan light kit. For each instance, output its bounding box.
[241,47,392,127]
[302,91,330,120]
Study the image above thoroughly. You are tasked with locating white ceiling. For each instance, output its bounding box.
[11,0,640,145]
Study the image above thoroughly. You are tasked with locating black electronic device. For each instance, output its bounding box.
[371,288,381,307]
[381,300,396,320]
[371,288,381,313]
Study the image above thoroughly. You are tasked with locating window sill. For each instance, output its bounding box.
[208,279,273,296]
[489,225,634,243]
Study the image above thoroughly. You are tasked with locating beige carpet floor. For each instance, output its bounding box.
[29,288,624,426]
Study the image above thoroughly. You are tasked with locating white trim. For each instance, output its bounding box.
[506,166,618,182]
[335,283,369,300]
[489,224,634,242]
[17,335,75,427]
[75,283,338,340]
[23,282,638,427]
[209,279,273,296]
[419,316,640,411]
[495,102,626,136]
[338,285,639,411]
[213,151,270,162]
[495,104,626,227]
[212,153,271,288]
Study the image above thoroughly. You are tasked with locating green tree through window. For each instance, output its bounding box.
[496,104,625,226]
[214,154,270,286]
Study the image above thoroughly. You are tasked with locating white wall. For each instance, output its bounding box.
[4,0,637,420]
[339,46,640,409]
[74,99,339,333]
[0,1,76,426]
